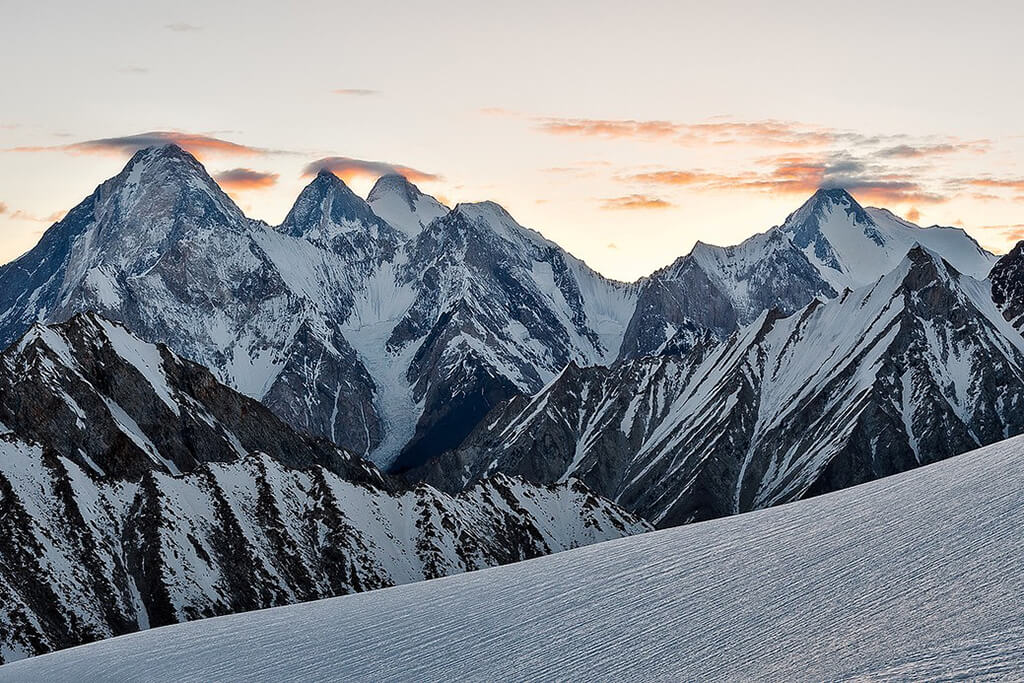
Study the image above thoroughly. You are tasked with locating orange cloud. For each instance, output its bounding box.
[478,107,523,117]
[213,168,279,191]
[535,117,848,148]
[1003,227,1024,243]
[303,156,441,184]
[539,118,680,140]
[12,132,281,160]
[601,195,673,210]
[962,177,1024,191]
[976,224,1024,252]
[625,170,739,186]
[0,202,6,214]
[7,208,65,223]
[623,152,949,206]
[906,207,922,222]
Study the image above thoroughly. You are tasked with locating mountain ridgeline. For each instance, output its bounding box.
[0,144,1019,524]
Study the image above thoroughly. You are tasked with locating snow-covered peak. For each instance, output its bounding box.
[366,174,448,239]
[103,144,246,225]
[779,187,995,290]
[279,171,393,241]
[785,188,872,229]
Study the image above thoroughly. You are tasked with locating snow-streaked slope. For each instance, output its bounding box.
[0,434,648,665]
[10,434,1023,682]
[385,201,637,470]
[447,246,1024,526]
[0,315,650,663]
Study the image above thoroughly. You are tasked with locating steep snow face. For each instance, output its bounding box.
[451,247,1024,526]
[0,316,649,664]
[0,146,245,346]
[783,188,995,289]
[11,434,1024,681]
[366,174,449,239]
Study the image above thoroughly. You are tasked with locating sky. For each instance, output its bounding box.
[1,0,1022,281]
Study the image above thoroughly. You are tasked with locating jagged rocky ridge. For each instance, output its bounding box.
[421,247,1024,526]
[0,149,996,471]
[0,314,648,663]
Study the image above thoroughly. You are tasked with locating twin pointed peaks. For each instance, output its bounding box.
[280,168,393,240]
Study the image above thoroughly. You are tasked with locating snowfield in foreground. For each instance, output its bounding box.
[5,435,1024,681]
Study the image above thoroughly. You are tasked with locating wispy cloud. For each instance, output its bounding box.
[12,131,281,159]
[957,177,1024,191]
[334,88,379,97]
[601,195,673,210]
[620,151,950,206]
[532,117,873,148]
[876,141,989,158]
[165,22,202,32]
[540,118,682,141]
[214,168,279,190]
[303,156,441,184]
[976,224,1024,249]
[520,114,1012,208]
[6,208,65,223]
[533,116,1004,159]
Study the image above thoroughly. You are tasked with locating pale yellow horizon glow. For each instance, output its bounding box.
[2,0,1022,281]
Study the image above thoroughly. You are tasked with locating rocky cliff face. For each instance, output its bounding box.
[0,315,649,663]
[991,240,1024,334]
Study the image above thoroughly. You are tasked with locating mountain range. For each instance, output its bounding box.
[2,144,1023,662]
[0,147,1001,474]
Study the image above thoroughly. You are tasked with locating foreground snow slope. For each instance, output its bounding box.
[7,434,1023,681]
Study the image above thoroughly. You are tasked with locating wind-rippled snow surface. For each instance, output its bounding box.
[5,435,1024,681]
